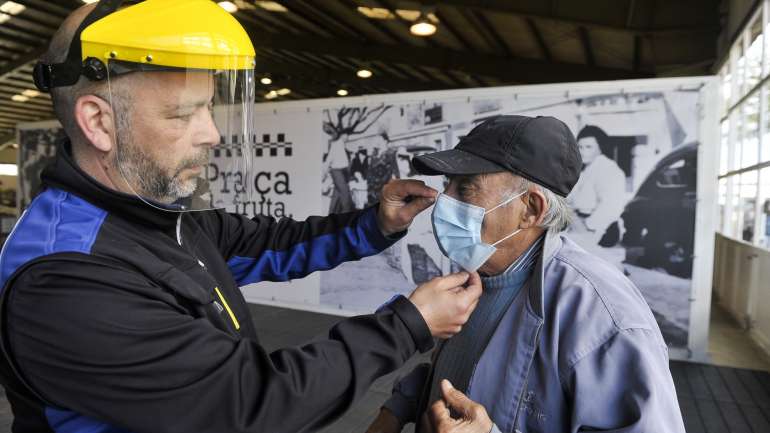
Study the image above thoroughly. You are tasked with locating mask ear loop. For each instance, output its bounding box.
[484,190,525,215]
[486,190,528,247]
[491,228,522,246]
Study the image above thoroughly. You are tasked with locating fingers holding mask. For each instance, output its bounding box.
[377,179,438,235]
[408,272,482,339]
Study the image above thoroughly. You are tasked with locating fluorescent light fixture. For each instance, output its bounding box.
[0,164,17,176]
[264,90,278,100]
[260,77,273,85]
[276,88,291,96]
[255,1,288,12]
[356,68,373,79]
[11,94,28,102]
[217,1,238,13]
[337,89,349,97]
[21,89,40,98]
[0,1,25,15]
[81,0,99,3]
[0,13,10,24]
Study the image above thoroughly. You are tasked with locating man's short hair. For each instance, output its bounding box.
[40,5,132,145]
[40,6,98,141]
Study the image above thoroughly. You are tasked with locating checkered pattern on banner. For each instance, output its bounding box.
[254,133,293,157]
[214,133,293,158]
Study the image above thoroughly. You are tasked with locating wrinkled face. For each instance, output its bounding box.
[443,172,527,275]
[112,72,220,204]
[577,136,602,165]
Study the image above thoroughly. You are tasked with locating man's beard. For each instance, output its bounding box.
[113,129,208,204]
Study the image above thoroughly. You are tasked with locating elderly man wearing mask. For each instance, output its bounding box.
[366,115,685,433]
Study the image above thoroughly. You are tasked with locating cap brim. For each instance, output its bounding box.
[412,149,507,176]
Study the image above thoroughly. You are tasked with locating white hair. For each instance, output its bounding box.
[507,176,572,232]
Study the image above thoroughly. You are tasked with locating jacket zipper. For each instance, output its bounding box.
[175,214,183,246]
[175,214,239,332]
[214,287,241,331]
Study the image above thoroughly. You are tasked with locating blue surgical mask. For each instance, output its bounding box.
[431,192,525,272]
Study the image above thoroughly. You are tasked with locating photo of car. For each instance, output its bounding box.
[621,142,698,278]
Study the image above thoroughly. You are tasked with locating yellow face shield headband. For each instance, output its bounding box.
[33,0,256,92]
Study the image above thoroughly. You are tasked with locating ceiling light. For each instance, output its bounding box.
[410,14,437,37]
[260,77,273,85]
[395,10,440,23]
[0,13,9,24]
[11,94,28,102]
[0,1,25,15]
[255,1,288,12]
[21,89,40,98]
[217,1,238,13]
[357,6,395,20]
[0,164,17,176]
[80,0,99,4]
[395,9,421,21]
[356,68,373,79]
[232,0,256,10]
[337,89,349,97]
[265,90,278,100]
[276,88,291,96]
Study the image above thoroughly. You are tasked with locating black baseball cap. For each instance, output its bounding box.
[411,115,581,197]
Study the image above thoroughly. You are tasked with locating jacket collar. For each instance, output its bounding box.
[41,138,181,231]
[528,228,563,320]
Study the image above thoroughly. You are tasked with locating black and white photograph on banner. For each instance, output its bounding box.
[16,122,64,210]
[558,91,700,349]
[12,87,704,351]
[318,86,703,350]
[320,101,462,310]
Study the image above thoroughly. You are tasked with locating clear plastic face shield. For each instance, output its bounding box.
[30,0,258,212]
[105,60,256,212]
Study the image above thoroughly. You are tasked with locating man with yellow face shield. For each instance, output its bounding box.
[0,1,482,432]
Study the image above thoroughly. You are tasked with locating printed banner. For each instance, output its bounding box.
[16,77,718,357]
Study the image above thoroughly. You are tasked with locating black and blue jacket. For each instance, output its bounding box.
[0,140,433,433]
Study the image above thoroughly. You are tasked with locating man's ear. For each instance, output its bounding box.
[74,94,116,153]
[520,188,548,229]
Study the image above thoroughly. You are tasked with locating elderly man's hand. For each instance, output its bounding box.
[409,272,481,339]
[429,380,494,433]
[377,179,438,236]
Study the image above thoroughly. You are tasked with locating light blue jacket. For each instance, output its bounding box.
[386,231,686,433]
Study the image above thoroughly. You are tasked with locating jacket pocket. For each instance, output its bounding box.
[155,264,241,336]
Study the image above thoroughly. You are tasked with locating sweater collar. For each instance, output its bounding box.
[481,234,544,290]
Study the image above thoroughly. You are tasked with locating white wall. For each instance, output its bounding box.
[713,233,770,357]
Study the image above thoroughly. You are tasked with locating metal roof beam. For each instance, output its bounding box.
[0,46,46,82]
[526,18,552,61]
[578,27,595,66]
[255,59,455,92]
[407,0,717,37]
[245,30,650,83]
